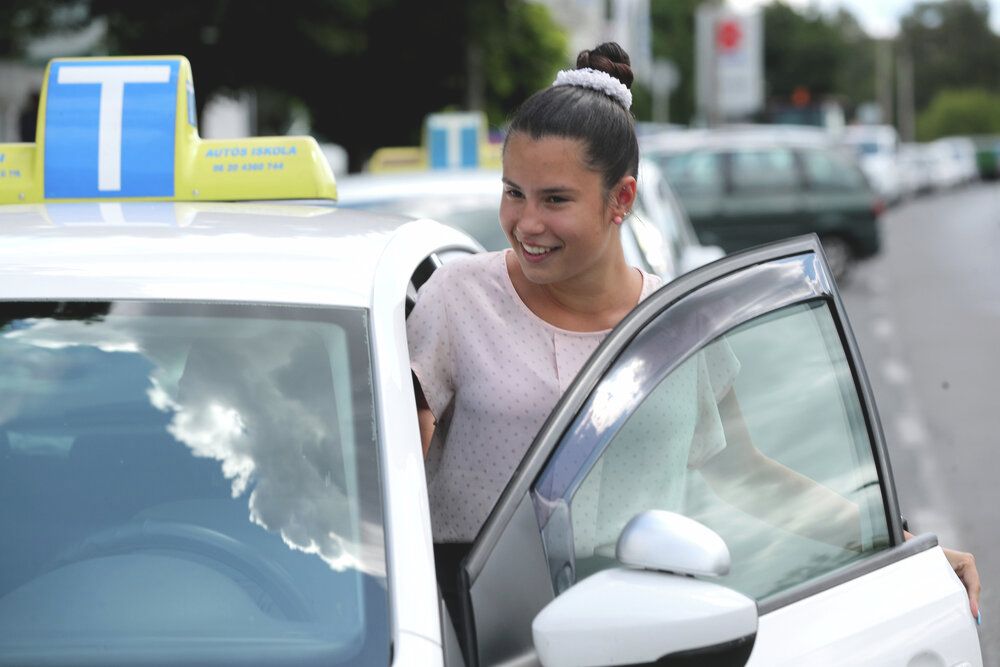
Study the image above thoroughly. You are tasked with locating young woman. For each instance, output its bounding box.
[407,42,981,623]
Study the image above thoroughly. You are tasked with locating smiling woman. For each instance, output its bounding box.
[406,43,664,618]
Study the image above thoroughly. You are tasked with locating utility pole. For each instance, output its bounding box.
[896,46,916,142]
[876,38,894,126]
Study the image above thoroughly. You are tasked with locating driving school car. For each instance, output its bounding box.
[0,56,981,667]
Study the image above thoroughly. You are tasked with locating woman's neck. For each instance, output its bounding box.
[505,250,643,332]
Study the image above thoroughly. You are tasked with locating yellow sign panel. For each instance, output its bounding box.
[0,55,336,204]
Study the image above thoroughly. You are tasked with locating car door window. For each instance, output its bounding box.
[801,148,868,191]
[730,148,800,193]
[534,298,890,601]
[657,150,723,198]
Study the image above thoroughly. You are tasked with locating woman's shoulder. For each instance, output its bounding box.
[639,269,663,300]
[419,250,507,296]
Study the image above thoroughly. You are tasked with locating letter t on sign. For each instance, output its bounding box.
[57,66,171,191]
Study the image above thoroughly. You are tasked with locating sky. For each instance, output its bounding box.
[730,0,1000,37]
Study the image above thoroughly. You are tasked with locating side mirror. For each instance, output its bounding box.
[532,511,757,667]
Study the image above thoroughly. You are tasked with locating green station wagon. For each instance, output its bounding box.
[642,127,883,279]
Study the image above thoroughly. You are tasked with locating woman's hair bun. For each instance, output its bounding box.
[576,42,634,89]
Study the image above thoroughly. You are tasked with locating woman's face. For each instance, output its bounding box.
[500,133,623,286]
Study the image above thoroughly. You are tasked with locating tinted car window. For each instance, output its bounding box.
[0,302,388,666]
[658,150,724,198]
[730,148,799,192]
[801,148,868,190]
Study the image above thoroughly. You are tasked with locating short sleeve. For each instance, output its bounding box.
[687,336,741,468]
[704,336,741,401]
[406,272,456,419]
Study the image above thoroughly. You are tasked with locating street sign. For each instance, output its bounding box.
[695,5,764,121]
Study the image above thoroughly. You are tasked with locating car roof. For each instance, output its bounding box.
[0,202,477,307]
[336,168,503,205]
[641,125,836,154]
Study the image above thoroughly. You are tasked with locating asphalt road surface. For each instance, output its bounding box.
[839,182,1000,662]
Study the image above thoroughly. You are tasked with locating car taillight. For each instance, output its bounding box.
[872,198,886,217]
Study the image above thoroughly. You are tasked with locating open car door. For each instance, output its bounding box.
[451,235,981,667]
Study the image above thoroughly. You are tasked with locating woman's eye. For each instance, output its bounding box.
[546,195,568,204]
[504,188,523,199]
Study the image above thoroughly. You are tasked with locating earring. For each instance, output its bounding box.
[612,215,623,225]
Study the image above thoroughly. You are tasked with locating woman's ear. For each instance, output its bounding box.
[610,176,638,225]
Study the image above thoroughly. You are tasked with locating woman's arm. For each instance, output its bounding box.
[699,388,862,550]
[701,387,981,619]
[414,372,435,459]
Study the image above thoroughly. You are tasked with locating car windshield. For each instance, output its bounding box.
[0,302,388,667]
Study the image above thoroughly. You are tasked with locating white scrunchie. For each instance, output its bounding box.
[552,67,632,109]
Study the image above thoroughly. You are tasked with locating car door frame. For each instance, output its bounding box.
[448,234,934,667]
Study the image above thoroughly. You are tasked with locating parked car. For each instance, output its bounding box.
[0,55,982,667]
[926,136,980,190]
[641,127,882,280]
[842,124,902,204]
[971,135,1000,180]
[336,158,724,284]
[896,142,935,198]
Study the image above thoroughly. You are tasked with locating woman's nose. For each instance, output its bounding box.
[516,201,545,236]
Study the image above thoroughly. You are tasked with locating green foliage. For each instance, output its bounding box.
[649,0,704,124]
[0,0,83,58]
[899,0,1000,112]
[648,0,874,124]
[46,0,566,170]
[916,88,1000,140]
[473,0,568,129]
[762,1,875,115]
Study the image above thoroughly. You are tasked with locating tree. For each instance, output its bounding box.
[649,0,707,125]
[648,1,874,126]
[35,0,567,170]
[917,88,1000,139]
[899,0,1000,113]
[761,1,875,116]
[0,0,74,58]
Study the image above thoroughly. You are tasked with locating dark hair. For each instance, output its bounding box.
[505,42,639,193]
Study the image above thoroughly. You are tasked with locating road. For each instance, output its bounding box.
[839,182,1000,662]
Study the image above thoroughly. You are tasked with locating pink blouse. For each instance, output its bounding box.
[407,250,663,542]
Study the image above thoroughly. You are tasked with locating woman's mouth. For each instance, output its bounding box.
[521,242,559,263]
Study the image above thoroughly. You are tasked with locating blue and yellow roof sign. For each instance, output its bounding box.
[0,56,336,204]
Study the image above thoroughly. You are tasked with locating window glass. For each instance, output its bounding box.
[657,150,724,198]
[0,302,388,666]
[802,149,867,190]
[537,300,889,601]
[730,148,799,192]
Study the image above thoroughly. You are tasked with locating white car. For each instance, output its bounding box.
[336,159,724,284]
[842,124,902,203]
[926,137,980,190]
[0,55,982,667]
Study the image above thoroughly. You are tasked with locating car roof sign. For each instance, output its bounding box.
[0,55,336,204]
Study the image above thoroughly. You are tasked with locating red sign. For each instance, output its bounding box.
[716,19,743,52]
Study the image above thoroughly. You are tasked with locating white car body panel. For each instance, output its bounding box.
[0,203,416,306]
[369,219,480,650]
[395,631,446,667]
[750,547,981,666]
[0,200,482,663]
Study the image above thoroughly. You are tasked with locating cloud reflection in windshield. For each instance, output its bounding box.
[4,314,384,577]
